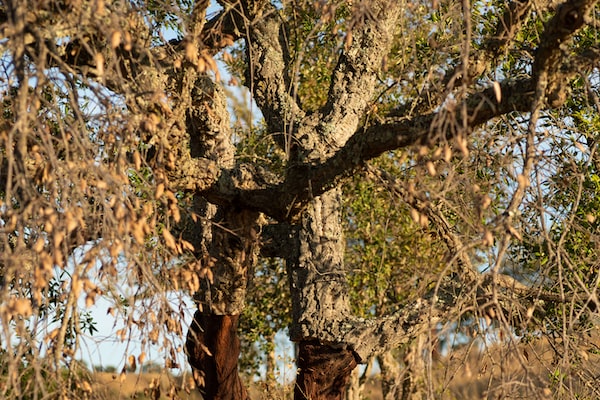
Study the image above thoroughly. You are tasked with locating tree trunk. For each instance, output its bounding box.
[294,341,358,400]
[185,207,261,398]
[186,312,249,400]
[400,336,427,400]
[379,351,403,400]
[287,189,359,399]
[346,358,373,400]
[379,337,428,400]
[286,187,445,399]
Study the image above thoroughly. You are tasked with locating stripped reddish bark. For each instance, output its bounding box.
[294,341,358,400]
[185,312,249,400]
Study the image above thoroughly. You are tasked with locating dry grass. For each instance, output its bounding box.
[92,371,202,400]
[84,332,600,400]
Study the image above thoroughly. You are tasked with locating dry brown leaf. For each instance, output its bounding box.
[409,208,420,224]
[94,53,104,76]
[9,298,33,317]
[128,354,137,370]
[45,329,59,343]
[53,231,65,248]
[116,328,127,341]
[181,239,195,252]
[219,34,234,47]
[123,32,132,51]
[171,206,181,223]
[155,182,165,199]
[132,222,145,244]
[426,161,436,176]
[185,40,198,63]
[575,141,588,153]
[133,150,142,170]
[199,342,213,357]
[456,135,469,156]
[32,238,45,253]
[65,211,78,233]
[480,194,492,210]
[109,240,123,257]
[110,31,122,49]
[482,230,494,246]
[492,80,502,103]
[507,225,523,241]
[149,327,159,344]
[53,251,64,267]
[80,381,92,393]
[95,180,108,190]
[202,51,217,72]
[96,0,105,15]
[85,294,95,308]
[162,229,177,250]
[44,220,54,233]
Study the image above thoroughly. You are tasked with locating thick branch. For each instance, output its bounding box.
[289,259,466,363]
[312,1,403,153]
[533,0,598,106]
[199,43,599,222]
[199,78,536,221]
[534,0,596,76]
[243,4,303,146]
[342,281,458,362]
[295,264,595,364]
[278,79,536,215]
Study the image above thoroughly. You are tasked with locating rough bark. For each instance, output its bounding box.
[288,189,352,344]
[285,188,456,397]
[11,0,600,398]
[185,205,262,395]
[286,189,358,398]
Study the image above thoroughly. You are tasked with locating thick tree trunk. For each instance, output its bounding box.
[286,187,442,399]
[186,312,249,400]
[294,341,358,400]
[185,208,261,398]
[287,189,360,399]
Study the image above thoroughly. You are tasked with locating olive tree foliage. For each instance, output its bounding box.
[1,0,600,399]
